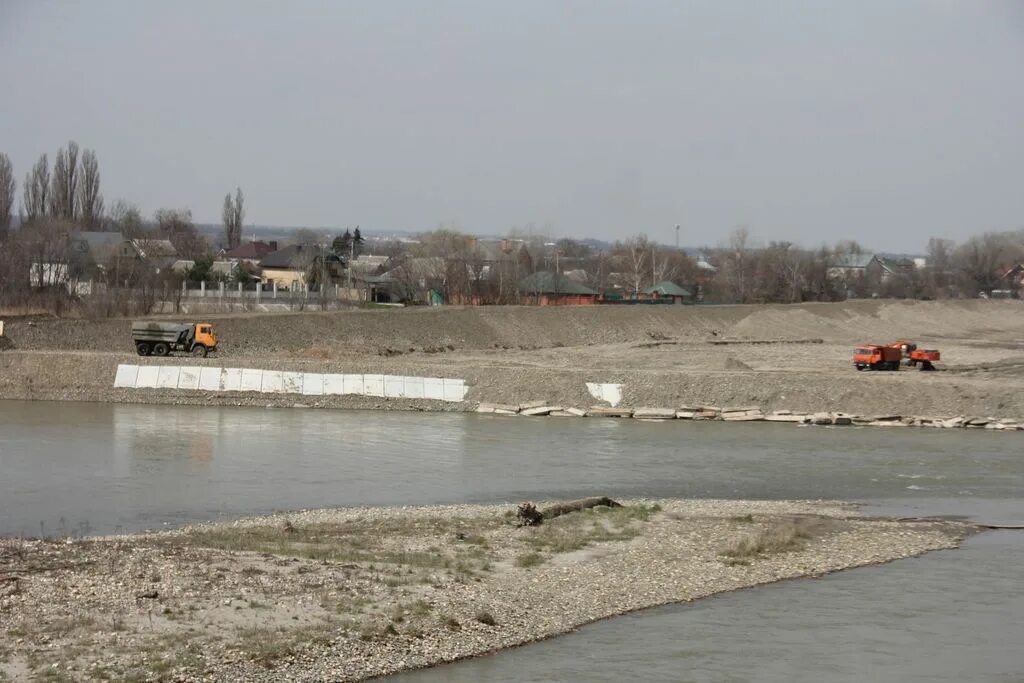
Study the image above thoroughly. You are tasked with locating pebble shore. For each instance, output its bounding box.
[1,500,973,682]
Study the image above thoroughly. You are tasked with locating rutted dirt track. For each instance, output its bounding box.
[2,300,1024,418]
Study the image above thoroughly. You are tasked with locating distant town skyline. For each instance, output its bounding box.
[2,0,1022,252]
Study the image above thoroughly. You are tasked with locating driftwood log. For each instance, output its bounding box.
[517,497,622,527]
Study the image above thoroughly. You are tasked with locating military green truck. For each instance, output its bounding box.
[131,321,218,357]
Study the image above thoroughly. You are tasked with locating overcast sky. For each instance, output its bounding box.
[1,1,1022,251]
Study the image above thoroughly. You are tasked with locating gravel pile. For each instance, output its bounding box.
[1,500,972,682]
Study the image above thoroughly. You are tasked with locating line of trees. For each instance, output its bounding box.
[0,141,253,315]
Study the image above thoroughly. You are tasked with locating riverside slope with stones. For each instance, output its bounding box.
[3,300,1024,428]
[0,500,974,682]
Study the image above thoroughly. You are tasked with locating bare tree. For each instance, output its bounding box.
[0,153,14,241]
[77,148,103,229]
[612,234,651,295]
[49,141,80,221]
[107,200,147,237]
[222,187,244,249]
[293,228,322,246]
[23,154,50,224]
[953,232,1023,296]
[155,208,206,259]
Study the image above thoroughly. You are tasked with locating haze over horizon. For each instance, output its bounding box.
[2,0,1022,252]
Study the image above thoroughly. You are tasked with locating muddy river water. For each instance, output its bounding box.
[1,400,1021,681]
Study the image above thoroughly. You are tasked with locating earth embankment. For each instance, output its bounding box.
[2,300,1024,419]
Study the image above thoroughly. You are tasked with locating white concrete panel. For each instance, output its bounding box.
[586,382,623,407]
[364,374,384,397]
[281,371,303,394]
[156,366,181,389]
[135,365,160,388]
[342,374,364,395]
[404,376,425,399]
[301,373,324,396]
[261,370,284,393]
[323,373,345,395]
[423,378,445,401]
[384,375,405,398]
[240,369,263,392]
[198,367,222,391]
[443,378,467,402]
[177,366,201,390]
[221,367,243,392]
[113,364,139,388]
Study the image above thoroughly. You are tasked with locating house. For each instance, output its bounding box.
[1001,263,1024,295]
[865,255,915,283]
[259,244,342,290]
[642,281,694,304]
[29,231,137,287]
[826,253,874,280]
[518,271,598,305]
[131,239,178,271]
[374,257,448,304]
[221,240,278,264]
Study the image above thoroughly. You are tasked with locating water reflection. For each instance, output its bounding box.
[1,400,1021,536]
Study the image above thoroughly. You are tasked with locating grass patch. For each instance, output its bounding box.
[522,504,659,555]
[515,551,544,568]
[720,516,836,561]
[163,514,502,575]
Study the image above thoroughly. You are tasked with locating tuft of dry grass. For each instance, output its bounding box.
[475,610,497,626]
[720,516,837,561]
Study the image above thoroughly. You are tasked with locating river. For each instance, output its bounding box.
[1,400,1022,681]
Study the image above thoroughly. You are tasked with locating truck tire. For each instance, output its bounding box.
[153,342,170,357]
[136,342,151,356]
[191,345,208,358]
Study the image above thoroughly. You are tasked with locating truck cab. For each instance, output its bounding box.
[193,323,217,355]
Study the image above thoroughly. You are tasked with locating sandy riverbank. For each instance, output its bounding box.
[0,500,973,682]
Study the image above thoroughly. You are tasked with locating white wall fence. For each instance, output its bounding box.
[113,364,468,402]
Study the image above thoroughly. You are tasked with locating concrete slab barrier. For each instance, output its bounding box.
[113,364,469,403]
[633,407,677,419]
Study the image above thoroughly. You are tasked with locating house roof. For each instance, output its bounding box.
[259,245,329,270]
[132,239,177,259]
[223,241,277,260]
[71,231,128,263]
[828,253,874,269]
[643,281,693,297]
[349,254,389,275]
[519,271,597,295]
[379,257,447,282]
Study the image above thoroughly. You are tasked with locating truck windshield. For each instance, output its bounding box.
[855,347,874,355]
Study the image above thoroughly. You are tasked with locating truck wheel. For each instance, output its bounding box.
[191,345,208,358]
[136,342,151,356]
[855,365,865,371]
[153,342,170,356]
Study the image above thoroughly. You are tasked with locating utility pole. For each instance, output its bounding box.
[320,242,327,305]
[675,224,680,250]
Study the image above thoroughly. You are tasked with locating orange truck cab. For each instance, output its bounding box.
[853,345,902,371]
[193,323,218,355]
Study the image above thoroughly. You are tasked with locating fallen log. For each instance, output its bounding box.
[517,497,622,527]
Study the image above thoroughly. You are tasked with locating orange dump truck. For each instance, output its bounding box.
[890,340,940,370]
[131,321,218,357]
[852,345,903,371]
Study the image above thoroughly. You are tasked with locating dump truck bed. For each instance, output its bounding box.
[131,321,192,342]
